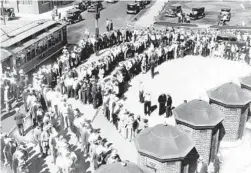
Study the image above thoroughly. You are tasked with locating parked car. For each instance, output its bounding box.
[135,0,145,9]
[165,4,182,17]
[189,7,205,20]
[216,33,237,42]
[64,9,83,24]
[219,8,231,21]
[87,1,103,12]
[73,0,88,11]
[127,3,140,14]
[0,7,15,21]
[105,0,118,3]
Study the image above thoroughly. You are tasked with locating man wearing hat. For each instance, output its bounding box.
[2,135,17,168]
[4,85,11,112]
[40,126,51,157]
[196,156,208,173]
[14,108,25,136]
[105,149,121,164]
[34,125,43,155]
[166,94,173,118]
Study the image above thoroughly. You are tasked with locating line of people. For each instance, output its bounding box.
[2,26,251,173]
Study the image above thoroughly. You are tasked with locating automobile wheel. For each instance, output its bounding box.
[5,15,9,21]
[11,13,15,18]
[78,15,82,21]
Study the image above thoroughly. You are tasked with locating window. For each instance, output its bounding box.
[41,1,50,4]
[16,53,26,67]
[19,0,32,5]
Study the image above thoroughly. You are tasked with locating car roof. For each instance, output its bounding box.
[67,8,82,13]
[221,8,231,11]
[171,4,181,7]
[128,3,137,5]
[192,7,205,10]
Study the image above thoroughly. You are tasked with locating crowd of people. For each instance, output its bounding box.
[1,25,251,173]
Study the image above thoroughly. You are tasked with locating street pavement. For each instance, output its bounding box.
[0,1,152,43]
[67,1,136,44]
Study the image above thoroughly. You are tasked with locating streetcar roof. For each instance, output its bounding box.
[1,49,12,62]
[1,20,59,48]
[10,24,66,55]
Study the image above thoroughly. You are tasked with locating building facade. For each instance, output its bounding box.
[240,75,251,121]
[207,82,251,143]
[173,99,225,164]
[134,124,198,173]
[3,0,73,14]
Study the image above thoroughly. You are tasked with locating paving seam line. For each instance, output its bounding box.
[127,1,157,27]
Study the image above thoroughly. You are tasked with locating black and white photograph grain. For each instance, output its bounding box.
[0,0,251,173]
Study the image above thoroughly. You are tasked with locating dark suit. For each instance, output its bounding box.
[158,94,167,115]
[166,96,173,118]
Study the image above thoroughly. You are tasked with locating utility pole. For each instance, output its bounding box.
[94,1,100,56]
[1,0,6,25]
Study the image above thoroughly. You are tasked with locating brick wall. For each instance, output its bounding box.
[138,154,182,173]
[177,124,212,164]
[241,88,251,122]
[211,103,241,142]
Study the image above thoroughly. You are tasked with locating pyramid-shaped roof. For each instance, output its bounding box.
[173,99,224,129]
[134,124,195,162]
[95,161,153,173]
[240,75,251,90]
[207,82,251,107]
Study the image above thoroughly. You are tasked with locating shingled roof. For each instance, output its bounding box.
[134,124,195,162]
[240,75,251,90]
[207,82,251,107]
[173,99,224,129]
[95,161,153,173]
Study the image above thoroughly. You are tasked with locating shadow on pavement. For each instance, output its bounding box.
[1,110,16,121]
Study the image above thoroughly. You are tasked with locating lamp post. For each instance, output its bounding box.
[94,1,100,56]
[1,0,6,25]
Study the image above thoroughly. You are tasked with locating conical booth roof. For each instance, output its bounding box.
[207,82,251,107]
[134,124,195,162]
[173,99,224,129]
[240,75,251,90]
[95,161,154,173]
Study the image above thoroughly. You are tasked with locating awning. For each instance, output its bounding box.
[173,99,224,129]
[207,82,251,107]
[134,124,195,162]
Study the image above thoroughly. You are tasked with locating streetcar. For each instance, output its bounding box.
[1,20,67,73]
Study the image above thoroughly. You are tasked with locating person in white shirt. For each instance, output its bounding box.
[61,103,71,129]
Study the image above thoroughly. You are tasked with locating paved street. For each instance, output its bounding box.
[67,1,147,44]
[2,1,251,173]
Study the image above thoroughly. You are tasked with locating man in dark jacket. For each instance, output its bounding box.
[166,94,172,118]
[158,94,167,115]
